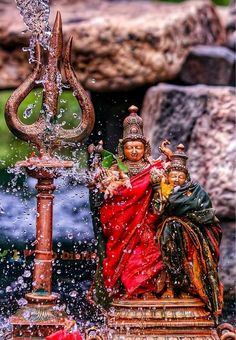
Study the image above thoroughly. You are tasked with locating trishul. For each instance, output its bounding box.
[5,11,95,155]
[5,12,95,336]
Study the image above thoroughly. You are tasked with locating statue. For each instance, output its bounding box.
[152,144,223,319]
[88,105,223,322]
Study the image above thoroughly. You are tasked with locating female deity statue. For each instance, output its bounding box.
[88,105,223,320]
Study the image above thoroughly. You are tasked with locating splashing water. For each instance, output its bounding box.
[15,0,51,61]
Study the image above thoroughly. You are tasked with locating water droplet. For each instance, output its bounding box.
[17,298,28,307]
[23,104,34,119]
[69,290,78,297]
[67,233,73,240]
[23,270,31,278]
[5,286,12,293]
[17,276,24,284]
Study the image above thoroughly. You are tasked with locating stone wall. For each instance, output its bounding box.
[0,0,225,90]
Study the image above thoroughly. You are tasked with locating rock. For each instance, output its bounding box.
[141,83,236,219]
[225,31,236,51]
[0,0,226,91]
[179,45,236,86]
[226,0,236,51]
[226,0,236,33]
[217,0,236,51]
[219,221,236,299]
[219,220,236,324]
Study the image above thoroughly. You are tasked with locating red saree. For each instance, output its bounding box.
[100,161,164,295]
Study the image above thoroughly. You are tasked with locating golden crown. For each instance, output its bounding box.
[122,105,146,144]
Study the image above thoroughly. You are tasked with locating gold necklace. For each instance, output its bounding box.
[125,159,149,177]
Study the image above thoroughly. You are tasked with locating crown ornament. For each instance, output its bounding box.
[168,144,188,173]
[122,105,147,144]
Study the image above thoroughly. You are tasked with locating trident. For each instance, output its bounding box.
[5,12,95,337]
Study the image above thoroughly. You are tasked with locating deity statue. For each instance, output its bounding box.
[88,105,223,320]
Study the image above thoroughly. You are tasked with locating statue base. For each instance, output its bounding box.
[10,294,68,338]
[106,294,220,339]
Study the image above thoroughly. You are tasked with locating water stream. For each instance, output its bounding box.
[16,0,51,62]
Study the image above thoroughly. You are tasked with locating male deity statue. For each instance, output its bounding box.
[88,105,223,320]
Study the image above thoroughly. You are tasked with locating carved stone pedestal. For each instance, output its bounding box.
[10,295,67,338]
[107,295,220,339]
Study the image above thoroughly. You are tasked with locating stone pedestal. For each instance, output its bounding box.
[10,301,66,338]
[107,295,220,339]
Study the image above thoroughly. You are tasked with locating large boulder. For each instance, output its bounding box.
[141,83,236,219]
[179,45,236,86]
[0,0,225,91]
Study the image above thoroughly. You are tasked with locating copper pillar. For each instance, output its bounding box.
[10,162,73,338]
[28,177,56,299]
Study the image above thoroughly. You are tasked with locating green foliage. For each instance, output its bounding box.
[212,0,230,5]
[0,89,82,169]
[101,150,114,169]
[116,157,129,173]
[101,149,129,173]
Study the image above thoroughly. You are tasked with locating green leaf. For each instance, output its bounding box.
[116,157,129,173]
[102,154,115,168]
[101,149,114,158]
[101,149,115,168]
[101,149,128,172]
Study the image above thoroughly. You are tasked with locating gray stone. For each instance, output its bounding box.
[226,0,236,33]
[219,221,236,298]
[179,45,236,86]
[225,31,236,51]
[0,0,226,91]
[141,83,236,219]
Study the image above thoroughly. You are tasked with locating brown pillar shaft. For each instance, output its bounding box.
[33,178,56,294]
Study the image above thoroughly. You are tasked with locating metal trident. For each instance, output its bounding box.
[5,11,95,155]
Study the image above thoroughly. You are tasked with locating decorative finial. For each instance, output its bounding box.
[176,144,185,153]
[128,105,139,115]
[168,143,188,173]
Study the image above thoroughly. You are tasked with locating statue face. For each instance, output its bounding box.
[167,170,186,186]
[124,141,145,162]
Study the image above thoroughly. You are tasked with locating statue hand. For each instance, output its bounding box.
[150,167,164,187]
[159,139,173,161]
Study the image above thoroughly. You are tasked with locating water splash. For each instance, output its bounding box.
[15,0,51,61]
[23,104,35,119]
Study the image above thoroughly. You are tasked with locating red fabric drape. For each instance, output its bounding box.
[100,161,164,295]
[45,330,83,340]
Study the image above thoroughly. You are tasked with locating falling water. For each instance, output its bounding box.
[15,0,51,62]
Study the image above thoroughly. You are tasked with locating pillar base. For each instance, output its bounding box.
[10,298,68,338]
[106,295,220,339]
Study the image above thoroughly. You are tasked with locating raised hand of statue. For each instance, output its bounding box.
[87,141,131,198]
[99,167,131,199]
[87,141,104,189]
